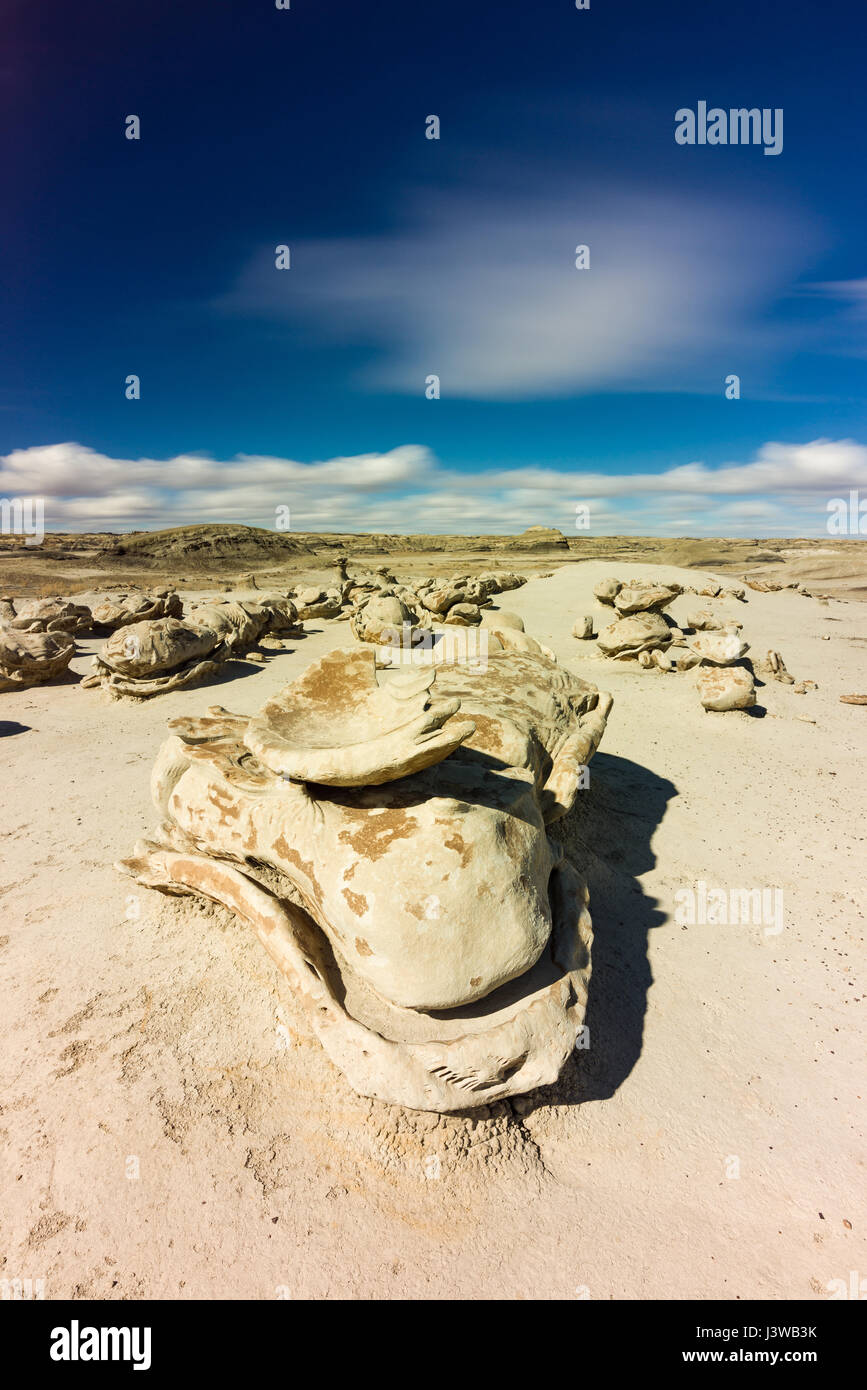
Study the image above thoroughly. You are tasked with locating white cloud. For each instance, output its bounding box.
[217,187,817,399]
[1,438,866,537]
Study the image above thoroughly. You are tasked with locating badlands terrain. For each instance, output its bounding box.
[0,531,864,1299]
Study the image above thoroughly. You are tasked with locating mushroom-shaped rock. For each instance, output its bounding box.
[597,611,672,658]
[697,667,756,711]
[689,632,749,665]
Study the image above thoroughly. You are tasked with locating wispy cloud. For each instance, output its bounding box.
[2,438,865,537]
[216,185,818,400]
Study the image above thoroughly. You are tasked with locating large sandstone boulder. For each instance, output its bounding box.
[478,571,527,594]
[350,594,419,645]
[444,603,483,626]
[687,610,724,631]
[597,611,672,658]
[482,610,524,632]
[95,619,221,678]
[188,601,264,651]
[0,623,76,692]
[613,583,680,615]
[118,645,613,1113]
[697,667,756,711]
[594,579,622,606]
[421,584,469,615]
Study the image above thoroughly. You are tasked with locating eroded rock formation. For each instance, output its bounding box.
[83,597,302,698]
[0,623,76,691]
[118,644,612,1111]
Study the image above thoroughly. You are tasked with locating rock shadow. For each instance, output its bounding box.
[519,751,676,1112]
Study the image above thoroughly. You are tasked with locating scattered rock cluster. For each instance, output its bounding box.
[82,594,302,698]
[91,589,183,629]
[345,566,528,643]
[588,574,832,712]
[590,576,757,711]
[0,595,93,634]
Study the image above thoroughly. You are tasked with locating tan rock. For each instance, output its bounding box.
[4,597,92,634]
[444,603,483,626]
[671,648,701,672]
[688,610,723,631]
[697,667,756,711]
[689,632,750,665]
[766,650,795,684]
[117,645,613,1112]
[597,611,672,658]
[0,623,76,692]
[92,589,183,629]
[613,583,680,615]
[482,610,524,632]
[350,595,419,645]
[593,578,622,605]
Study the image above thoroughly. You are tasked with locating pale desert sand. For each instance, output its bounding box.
[1,560,864,1300]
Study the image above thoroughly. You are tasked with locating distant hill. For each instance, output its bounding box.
[0,522,571,566]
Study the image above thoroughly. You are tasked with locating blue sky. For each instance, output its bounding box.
[1,0,866,535]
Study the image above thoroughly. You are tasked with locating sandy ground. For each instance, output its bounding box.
[1,560,864,1300]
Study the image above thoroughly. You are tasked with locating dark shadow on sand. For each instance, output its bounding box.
[517,751,676,1113]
